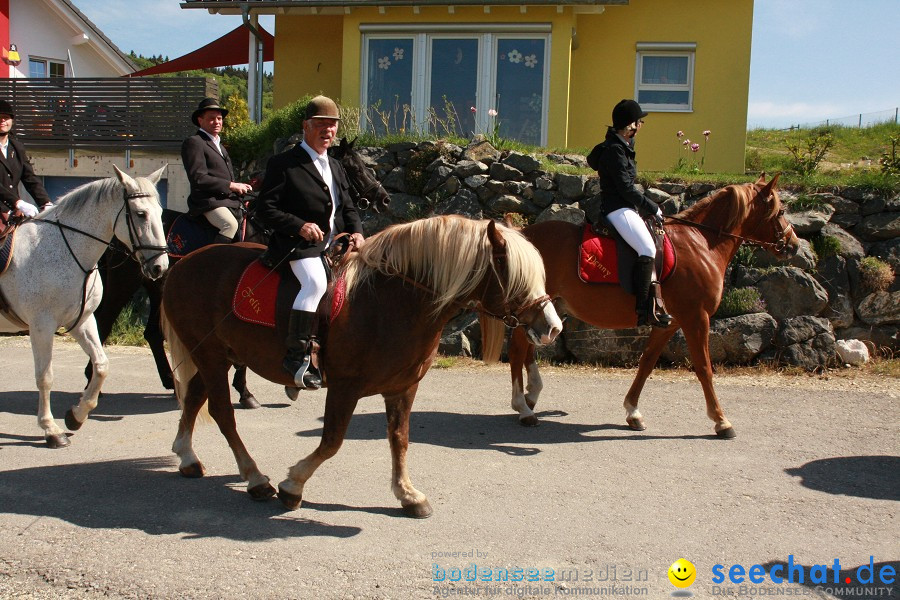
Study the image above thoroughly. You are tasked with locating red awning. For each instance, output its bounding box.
[127,25,274,76]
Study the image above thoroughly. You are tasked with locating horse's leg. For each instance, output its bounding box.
[143,279,174,390]
[681,319,735,438]
[384,383,432,518]
[203,360,274,499]
[278,387,360,510]
[508,327,541,427]
[172,373,209,478]
[85,255,138,386]
[231,366,260,409]
[623,326,678,431]
[64,316,109,432]
[29,327,68,448]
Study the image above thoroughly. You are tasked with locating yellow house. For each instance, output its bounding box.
[182,0,753,173]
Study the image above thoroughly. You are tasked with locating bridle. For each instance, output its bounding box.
[663,192,795,255]
[348,177,384,211]
[473,247,550,329]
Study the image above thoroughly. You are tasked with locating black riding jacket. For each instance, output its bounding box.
[586,127,659,217]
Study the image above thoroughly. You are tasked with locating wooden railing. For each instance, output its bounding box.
[0,77,218,151]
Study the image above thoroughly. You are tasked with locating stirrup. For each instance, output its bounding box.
[283,354,321,390]
[649,283,672,328]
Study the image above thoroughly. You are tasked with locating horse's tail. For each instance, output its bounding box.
[480,314,506,364]
[160,305,203,415]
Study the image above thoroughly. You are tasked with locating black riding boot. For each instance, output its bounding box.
[284,310,322,389]
[213,233,232,244]
[633,256,672,328]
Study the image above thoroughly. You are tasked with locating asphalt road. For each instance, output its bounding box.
[0,336,897,600]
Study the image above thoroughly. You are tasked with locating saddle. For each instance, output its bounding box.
[578,215,676,294]
[167,204,256,258]
[0,214,30,329]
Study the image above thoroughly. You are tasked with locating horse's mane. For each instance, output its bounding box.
[677,181,781,230]
[341,215,546,314]
[37,174,160,221]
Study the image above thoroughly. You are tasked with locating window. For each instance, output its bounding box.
[29,57,66,79]
[635,43,695,111]
[362,26,550,145]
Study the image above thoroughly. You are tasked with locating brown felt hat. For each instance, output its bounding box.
[305,95,341,121]
[191,97,228,126]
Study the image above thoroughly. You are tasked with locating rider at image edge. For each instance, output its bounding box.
[0,99,53,219]
[256,95,366,391]
[181,97,253,244]
[587,99,673,328]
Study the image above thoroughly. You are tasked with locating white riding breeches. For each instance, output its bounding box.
[606,207,656,258]
[204,206,239,239]
[290,256,328,312]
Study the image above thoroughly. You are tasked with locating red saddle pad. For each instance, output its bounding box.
[233,261,280,327]
[579,224,676,284]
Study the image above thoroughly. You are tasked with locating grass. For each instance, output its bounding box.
[106,294,148,346]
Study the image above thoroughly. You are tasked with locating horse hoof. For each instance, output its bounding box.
[248,482,276,501]
[179,463,205,478]
[402,500,433,519]
[519,415,540,427]
[64,409,83,431]
[716,427,737,439]
[240,395,261,409]
[285,386,300,401]
[277,487,303,510]
[525,399,537,410]
[626,417,647,431]
[45,433,70,449]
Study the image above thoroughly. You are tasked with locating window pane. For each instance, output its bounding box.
[29,59,47,78]
[429,38,478,138]
[366,38,413,135]
[637,90,690,106]
[49,62,65,78]
[495,38,545,145]
[641,56,687,85]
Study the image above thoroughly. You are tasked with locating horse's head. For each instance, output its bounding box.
[112,165,169,280]
[332,137,391,212]
[748,173,800,258]
[479,220,563,351]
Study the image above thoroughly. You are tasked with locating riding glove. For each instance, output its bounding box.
[15,200,38,218]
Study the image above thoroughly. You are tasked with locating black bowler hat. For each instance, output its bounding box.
[0,99,14,118]
[191,97,228,126]
[612,99,648,130]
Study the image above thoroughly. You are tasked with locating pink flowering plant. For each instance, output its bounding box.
[673,129,711,173]
[471,107,502,146]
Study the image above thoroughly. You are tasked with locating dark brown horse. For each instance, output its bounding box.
[482,174,799,438]
[161,216,563,517]
[87,138,389,407]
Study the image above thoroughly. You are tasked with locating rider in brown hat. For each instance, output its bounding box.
[256,95,366,389]
[181,97,252,243]
[0,99,53,219]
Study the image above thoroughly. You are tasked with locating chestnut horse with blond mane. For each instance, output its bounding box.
[161,215,562,517]
[482,174,799,438]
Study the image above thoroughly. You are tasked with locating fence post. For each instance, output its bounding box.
[858,114,862,128]
[896,107,898,124]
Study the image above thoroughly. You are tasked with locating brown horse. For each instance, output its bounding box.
[161,215,562,517]
[482,174,799,438]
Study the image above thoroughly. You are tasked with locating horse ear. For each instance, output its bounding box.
[113,164,136,188]
[755,172,767,186]
[147,164,167,186]
[348,137,357,149]
[759,172,780,200]
[487,219,507,253]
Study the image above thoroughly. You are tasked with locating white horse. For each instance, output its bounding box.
[0,166,169,448]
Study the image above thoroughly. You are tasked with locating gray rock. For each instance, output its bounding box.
[644,188,671,204]
[584,177,602,197]
[534,175,556,191]
[563,320,648,366]
[750,238,816,270]
[463,174,489,189]
[388,192,432,221]
[820,223,866,260]
[786,205,834,235]
[454,160,489,178]
[439,313,481,357]
[463,140,500,164]
[489,195,527,214]
[386,141,418,153]
[425,157,456,173]
[531,189,557,209]
[657,182,686,195]
[856,291,900,326]
[535,203,585,224]
[860,194,888,216]
[854,212,900,241]
[869,237,900,273]
[815,255,855,329]
[556,173,587,200]
[826,194,861,215]
[502,151,542,174]
[774,315,834,346]
[436,176,461,197]
[755,267,829,320]
[664,313,778,365]
[422,165,454,195]
[434,189,482,220]
[836,325,899,352]
[772,316,837,370]
[489,162,524,182]
[829,213,862,229]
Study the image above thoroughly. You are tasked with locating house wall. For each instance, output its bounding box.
[570,0,753,172]
[272,0,752,173]
[9,0,128,78]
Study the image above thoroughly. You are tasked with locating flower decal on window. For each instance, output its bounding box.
[378,56,391,70]
[393,47,404,61]
[524,54,538,68]
[507,49,522,64]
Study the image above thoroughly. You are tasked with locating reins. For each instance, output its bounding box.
[663,208,794,254]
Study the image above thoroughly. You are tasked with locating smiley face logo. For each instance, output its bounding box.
[668,559,696,588]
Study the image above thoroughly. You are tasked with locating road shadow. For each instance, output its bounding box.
[295,410,716,456]
[0,456,360,540]
[760,559,898,599]
[0,390,177,420]
[784,456,900,501]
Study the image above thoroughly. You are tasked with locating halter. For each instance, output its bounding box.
[474,247,551,329]
[347,176,384,211]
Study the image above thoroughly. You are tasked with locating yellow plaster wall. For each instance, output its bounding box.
[569,0,754,172]
[273,15,345,108]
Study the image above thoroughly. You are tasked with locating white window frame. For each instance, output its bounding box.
[634,42,695,112]
[28,56,66,79]
[360,24,551,145]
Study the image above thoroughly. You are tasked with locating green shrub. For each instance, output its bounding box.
[785,193,830,212]
[715,287,766,318]
[785,128,835,176]
[880,135,900,175]
[224,96,312,165]
[107,293,148,346]
[732,244,759,268]
[858,256,895,292]
[404,142,453,196]
[810,233,842,261]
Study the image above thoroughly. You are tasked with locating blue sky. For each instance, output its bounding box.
[74,0,899,129]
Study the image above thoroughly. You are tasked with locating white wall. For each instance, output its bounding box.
[8,0,130,78]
